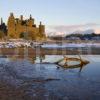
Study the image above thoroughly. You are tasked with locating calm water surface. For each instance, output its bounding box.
[0,55,100,100]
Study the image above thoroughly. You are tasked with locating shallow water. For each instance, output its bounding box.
[0,55,100,100]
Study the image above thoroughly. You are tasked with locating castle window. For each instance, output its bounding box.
[32,25,36,27]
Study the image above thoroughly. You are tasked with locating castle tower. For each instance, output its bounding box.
[30,14,32,20]
[7,13,16,38]
[20,15,23,21]
[27,14,34,27]
[1,18,3,25]
[39,21,45,37]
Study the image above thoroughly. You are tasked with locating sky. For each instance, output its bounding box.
[0,0,100,34]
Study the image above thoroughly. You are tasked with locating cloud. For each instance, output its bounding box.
[46,23,100,36]
[95,28,100,34]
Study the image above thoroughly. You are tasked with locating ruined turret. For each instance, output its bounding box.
[39,22,45,34]
[1,18,3,25]
[27,14,35,27]
[7,13,16,38]
[20,15,23,21]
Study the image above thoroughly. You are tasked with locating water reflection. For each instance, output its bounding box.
[0,47,90,72]
[0,49,97,100]
[0,55,89,73]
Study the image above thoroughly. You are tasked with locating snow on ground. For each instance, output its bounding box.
[0,40,100,48]
[0,41,31,48]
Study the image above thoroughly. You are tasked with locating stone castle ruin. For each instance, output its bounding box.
[0,13,46,40]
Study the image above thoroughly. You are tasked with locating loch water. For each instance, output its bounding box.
[0,55,100,100]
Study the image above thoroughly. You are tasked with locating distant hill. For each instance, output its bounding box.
[66,33,100,40]
[49,33,100,40]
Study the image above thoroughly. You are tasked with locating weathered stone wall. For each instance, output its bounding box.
[7,13,45,39]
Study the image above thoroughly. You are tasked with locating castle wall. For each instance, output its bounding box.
[7,13,45,39]
[15,25,39,38]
